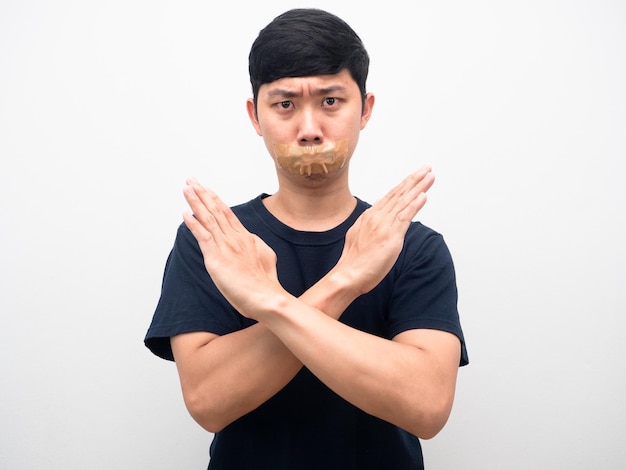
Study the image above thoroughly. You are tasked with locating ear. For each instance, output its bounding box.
[246,98,263,136]
[360,92,375,130]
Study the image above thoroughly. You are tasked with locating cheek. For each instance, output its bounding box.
[257,115,291,141]
[347,119,364,148]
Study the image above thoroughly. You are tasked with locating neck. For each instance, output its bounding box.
[263,172,356,232]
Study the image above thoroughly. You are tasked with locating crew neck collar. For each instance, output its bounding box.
[250,194,369,246]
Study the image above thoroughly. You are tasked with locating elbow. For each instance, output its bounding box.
[182,388,229,434]
[415,418,447,440]
[408,394,455,440]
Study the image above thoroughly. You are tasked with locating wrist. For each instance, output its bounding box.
[300,267,361,319]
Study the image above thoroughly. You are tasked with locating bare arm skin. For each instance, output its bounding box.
[170,272,359,434]
[171,167,461,437]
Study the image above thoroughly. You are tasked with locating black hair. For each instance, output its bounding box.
[248,8,370,106]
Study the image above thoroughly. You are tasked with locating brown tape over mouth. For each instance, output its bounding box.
[273,140,349,176]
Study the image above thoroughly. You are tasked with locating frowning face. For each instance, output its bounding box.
[247,69,374,186]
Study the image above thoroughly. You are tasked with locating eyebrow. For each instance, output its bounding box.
[266,85,348,99]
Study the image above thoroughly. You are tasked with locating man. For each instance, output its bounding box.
[145,8,468,469]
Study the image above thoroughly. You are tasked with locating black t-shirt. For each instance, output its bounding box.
[145,195,468,469]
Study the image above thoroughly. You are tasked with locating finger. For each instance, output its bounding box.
[184,180,227,234]
[185,179,246,235]
[371,168,433,231]
[394,170,435,212]
[182,209,217,249]
[393,171,434,226]
[182,185,222,239]
[396,192,428,223]
[374,165,432,211]
[394,166,434,202]
[375,171,433,231]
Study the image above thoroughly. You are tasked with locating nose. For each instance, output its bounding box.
[296,107,323,144]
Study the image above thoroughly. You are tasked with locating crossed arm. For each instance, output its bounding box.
[170,167,461,439]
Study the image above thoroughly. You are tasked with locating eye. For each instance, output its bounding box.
[279,101,292,109]
[323,97,336,106]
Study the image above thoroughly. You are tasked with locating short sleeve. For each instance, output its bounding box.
[144,223,250,361]
[387,225,469,366]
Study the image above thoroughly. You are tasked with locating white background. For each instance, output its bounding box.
[1,1,624,468]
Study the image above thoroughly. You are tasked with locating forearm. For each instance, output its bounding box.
[173,322,298,432]
[174,270,359,433]
[258,293,460,439]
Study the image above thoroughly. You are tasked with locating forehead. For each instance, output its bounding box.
[259,70,358,98]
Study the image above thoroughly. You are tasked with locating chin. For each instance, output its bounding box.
[303,173,329,182]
